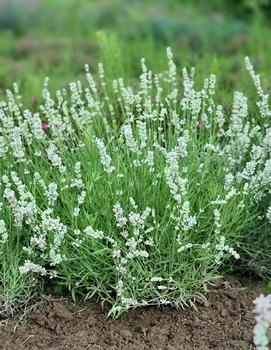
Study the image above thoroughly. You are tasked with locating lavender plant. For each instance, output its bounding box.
[0,48,271,317]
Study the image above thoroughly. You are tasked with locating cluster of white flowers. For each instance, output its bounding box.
[1,48,271,316]
[253,294,271,350]
[42,211,67,266]
[245,56,271,119]
[213,209,222,235]
[214,236,240,264]
[70,162,84,188]
[164,150,188,203]
[73,190,86,217]
[95,138,115,173]
[24,110,44,141]
[84,226,104,239]
[113,202,128,236]
[136,120,148,149]
[0,219,8,244]
[69,162,87,217]
[19,206,68,270]
[0,136,7,157]
[121,124,138,153]
[19,260,47,276]
[47,183,58,207]
[2,173,37,228]
[112,201,156,309]
[144,150,154,171]
[10,127,26,161]
[266,204,271,223]
[46,143,66,173]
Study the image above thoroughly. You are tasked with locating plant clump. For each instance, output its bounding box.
[0,48,270,317]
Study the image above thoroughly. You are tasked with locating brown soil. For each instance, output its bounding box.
[0,278,259,350]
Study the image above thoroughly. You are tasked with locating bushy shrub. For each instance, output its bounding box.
[0,49,270,317]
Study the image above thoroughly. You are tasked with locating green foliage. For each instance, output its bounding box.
[0,0,271,318]
[0,48,271,317]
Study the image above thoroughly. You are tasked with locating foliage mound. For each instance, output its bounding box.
[0,49,270,317]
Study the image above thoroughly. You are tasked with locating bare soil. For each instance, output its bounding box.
[0,278,259,350]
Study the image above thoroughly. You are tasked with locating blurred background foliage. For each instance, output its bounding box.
[0,0,270,104]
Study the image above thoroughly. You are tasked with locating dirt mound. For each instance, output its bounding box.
[0,279,259,350]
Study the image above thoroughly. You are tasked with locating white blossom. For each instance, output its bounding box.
[96,138,115,173]
[19,260,47,276]
[253,294,271,350]
[0,219,8,243]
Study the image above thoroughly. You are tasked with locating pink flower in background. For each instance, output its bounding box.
[42,123,49,129]
[31,96,38,105]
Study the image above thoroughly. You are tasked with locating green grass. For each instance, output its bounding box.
[0,0,270,103]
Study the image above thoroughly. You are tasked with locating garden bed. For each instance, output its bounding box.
[0,278,259,350]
